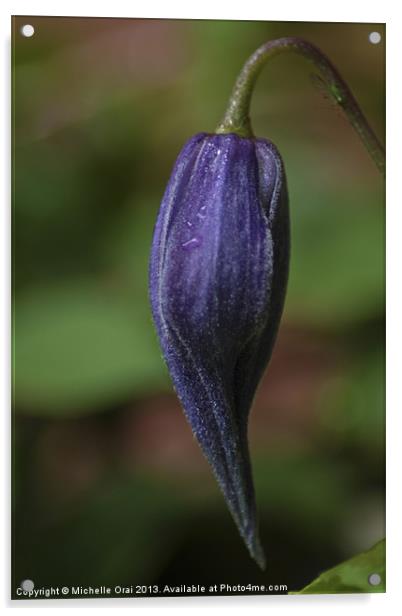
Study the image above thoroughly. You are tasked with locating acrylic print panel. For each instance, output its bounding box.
[12,16,385,600]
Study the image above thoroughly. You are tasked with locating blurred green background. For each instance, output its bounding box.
[12,17,385,595]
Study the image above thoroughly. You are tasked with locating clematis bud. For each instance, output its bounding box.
[148,33,384,569]
[149,132,289,568]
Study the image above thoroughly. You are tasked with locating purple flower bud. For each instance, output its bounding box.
[149,132,289,568]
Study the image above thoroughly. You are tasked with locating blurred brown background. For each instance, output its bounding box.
[12,17,385,595]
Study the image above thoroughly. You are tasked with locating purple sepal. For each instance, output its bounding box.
[149,132,290,568]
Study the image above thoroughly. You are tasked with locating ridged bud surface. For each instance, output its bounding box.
[149,132,290,567]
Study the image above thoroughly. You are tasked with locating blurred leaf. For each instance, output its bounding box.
[318,349,385,455]
[14,282,168,415]
[285,185,384,329]
[101,197,157,295]
[293,539,385,593]
[254,451,353,532]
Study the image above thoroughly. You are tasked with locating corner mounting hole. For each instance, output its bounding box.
[21,24,35,38]
[21,579,34,592]
[368,573,381,586]
[369,32,381,45]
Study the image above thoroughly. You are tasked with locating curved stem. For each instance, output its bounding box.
[216,37,385,174]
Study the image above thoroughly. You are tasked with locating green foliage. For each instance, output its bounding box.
[254,451,353,527]
[14,281,167,414]
[318,349,385,456]
[286,184,384,329]
[293,539,385,593]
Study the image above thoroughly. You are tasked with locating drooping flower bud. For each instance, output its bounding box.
[148,132,289,568]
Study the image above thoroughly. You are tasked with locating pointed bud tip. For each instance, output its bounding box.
[247,532,266,570]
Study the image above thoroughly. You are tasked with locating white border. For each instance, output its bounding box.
[0,0,395,21]
[2,1,401,614]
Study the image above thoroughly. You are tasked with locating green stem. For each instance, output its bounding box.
[216,37,385,174]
